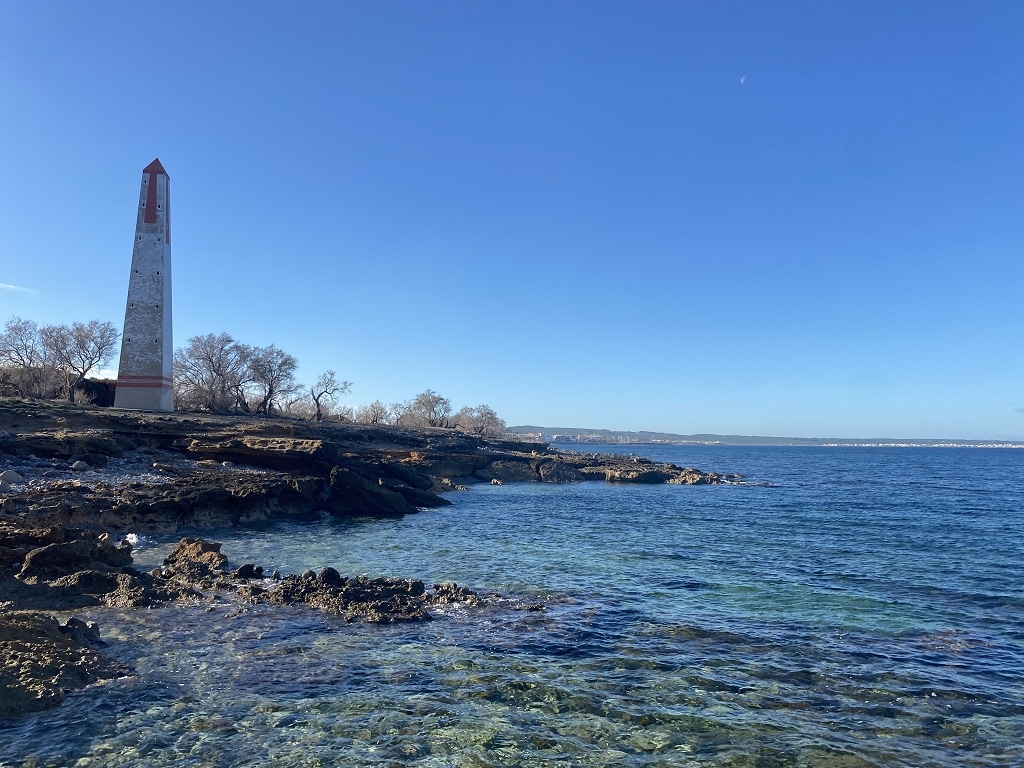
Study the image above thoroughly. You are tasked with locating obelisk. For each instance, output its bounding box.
[114,159,174,411]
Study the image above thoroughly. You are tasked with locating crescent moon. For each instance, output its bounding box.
[740,75,747,85]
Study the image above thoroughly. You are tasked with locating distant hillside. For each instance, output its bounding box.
[506,426,1022,448]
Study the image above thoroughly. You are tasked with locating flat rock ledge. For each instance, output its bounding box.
[0,398,740,531]
[0,528,488,718]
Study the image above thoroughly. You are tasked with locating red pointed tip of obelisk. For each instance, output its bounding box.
[143,158,168,176]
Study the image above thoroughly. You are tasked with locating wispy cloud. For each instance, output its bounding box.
[0,283,39,295]
[1015,406,1024,416]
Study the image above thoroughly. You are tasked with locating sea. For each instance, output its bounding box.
[1,445,1022,767]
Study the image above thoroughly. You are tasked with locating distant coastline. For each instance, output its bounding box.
[508,426,1024,449]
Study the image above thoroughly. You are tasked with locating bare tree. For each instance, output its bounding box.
[281,393,316,420]
[408,389,453,427]
[40,320,119,402]
[0,316,62,398]
[389,400,413,426]
[174,333,252,412]
[354,399,389,425]
[308,370,352,422]
[248,345,299,415]
[453,404,506,437]
[0,317,45,369]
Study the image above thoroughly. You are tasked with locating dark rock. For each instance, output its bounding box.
[604,467,675,483]
[476,460,540,483]
[318,566,343,585]
[164,537,228,571]
[260,573,435,623]
[58,616,103,645]
[381,462,435,490]
[431,582,478,604]
[48,569,120,598]
[5,561,200,611]
[380,479,451,509]
[232,563,263,579]
[405,452,491,480]
[435,478,468,492]
[667,468,737,485]
[0,524,75,569]
[326,465,415,516]
[18,538,134,581]
[0,611,128,718]
[236,584,266,599]
[537,460,585,483]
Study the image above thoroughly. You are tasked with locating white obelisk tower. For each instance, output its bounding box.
[114,159,174,411]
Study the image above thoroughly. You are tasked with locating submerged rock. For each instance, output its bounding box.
[0,611,128,718]
[253,572,476,623]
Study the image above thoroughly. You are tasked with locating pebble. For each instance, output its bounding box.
[0,450,270,497]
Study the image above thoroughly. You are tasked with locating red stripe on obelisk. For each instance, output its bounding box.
[142,159,168,235]
[118,374,174,384]
[117,372,174,389]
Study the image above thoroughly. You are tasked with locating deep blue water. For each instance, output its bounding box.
[1,445,1022,767]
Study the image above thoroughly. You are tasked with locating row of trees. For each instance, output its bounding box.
[174,333,350,420]
[175,333,503,436]
[2,316,506,436]
[0,316,119,402]
[351,391,505,436]
[175,334,505,435]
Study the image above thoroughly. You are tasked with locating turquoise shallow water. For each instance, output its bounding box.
[1,446,1022,767]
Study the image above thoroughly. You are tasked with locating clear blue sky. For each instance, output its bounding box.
[1,2,1021,439]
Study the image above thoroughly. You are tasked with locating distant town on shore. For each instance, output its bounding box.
[508,426,1024,449]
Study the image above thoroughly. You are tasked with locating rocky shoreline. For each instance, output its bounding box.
[0,397,740,717]
[0,529,486,716]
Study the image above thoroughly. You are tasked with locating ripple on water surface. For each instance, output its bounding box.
[2,446,1022,767]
